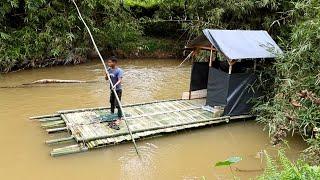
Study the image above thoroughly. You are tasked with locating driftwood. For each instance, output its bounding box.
[22,79,96,85]
[0,79,98,88]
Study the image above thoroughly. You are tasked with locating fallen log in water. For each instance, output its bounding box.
[22,79,97,85]
[0,79,98,88]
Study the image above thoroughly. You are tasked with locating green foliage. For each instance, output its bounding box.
[125,0,165,8]
[131,0,296,37]
[0,0,142,72]
[258,150,320,180]
[0,0,307,73]
[254,0,320,161]
[215,156,242,167]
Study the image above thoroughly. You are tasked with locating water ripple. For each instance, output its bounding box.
[119,143,159,180]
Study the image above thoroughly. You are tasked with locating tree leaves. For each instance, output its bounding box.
[254,0,320,162]
[0,32,11,40]
[0,0,141,72]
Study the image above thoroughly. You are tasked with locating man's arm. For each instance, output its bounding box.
[105,73,109,81]
[111,70,123,89]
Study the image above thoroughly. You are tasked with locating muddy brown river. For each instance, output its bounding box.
[0,59,306,180]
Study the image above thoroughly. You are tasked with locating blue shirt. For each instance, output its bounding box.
[108,67,123,90]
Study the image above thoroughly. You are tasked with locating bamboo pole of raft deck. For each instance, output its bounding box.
[46,127,68,133]
[51,114,254,156]
[57,98,181,114]
[78,116,232,142]
[46,136,75,145]
[29,114,60,120]
[71,0,140,156]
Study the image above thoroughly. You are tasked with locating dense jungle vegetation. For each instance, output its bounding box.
[1,0,319,175]
[0,0,296,72]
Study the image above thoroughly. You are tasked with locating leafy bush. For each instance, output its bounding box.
[0,0,142,72]
[254,0,320,162]
[259,150,320,180]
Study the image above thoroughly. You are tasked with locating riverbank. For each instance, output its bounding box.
[1,37,181,73]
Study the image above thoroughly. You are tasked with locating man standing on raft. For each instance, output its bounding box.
[105,56,123,129]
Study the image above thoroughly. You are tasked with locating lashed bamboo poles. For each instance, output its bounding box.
[78,115,232,142]
[57,98,181,114]
[29,114,60,120]
[46,136,75,145]
[71,0,140,155]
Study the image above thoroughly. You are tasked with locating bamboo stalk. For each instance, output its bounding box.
[29,114,60,120]
[230,114,254,120]
[57,98,182,114]
[76,107,202,126]
[78,116,231,142]
[60,116,235,156]
[178,51,194,67]
[38,117,62,122]
[46,136,75,145]
[50,144,88,157]
[46,127,68,134]
[41,121,65,129]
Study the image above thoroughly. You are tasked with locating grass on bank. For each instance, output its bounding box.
[258,150,320,180]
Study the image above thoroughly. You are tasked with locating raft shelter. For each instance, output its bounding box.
[31,29,282,156]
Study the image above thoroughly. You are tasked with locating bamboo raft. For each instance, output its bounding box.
[31,99,252,156]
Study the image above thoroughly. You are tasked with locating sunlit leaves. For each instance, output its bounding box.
[9,0,19,8]
[0,32,11,40]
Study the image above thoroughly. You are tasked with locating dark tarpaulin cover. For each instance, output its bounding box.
[206,68,229,106]
[189,62,209,91]
[224,72,258,116]
[206,68,259,116]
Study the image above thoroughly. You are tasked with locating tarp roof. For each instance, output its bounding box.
[187,29,283,60]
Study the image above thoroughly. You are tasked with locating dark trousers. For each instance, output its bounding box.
[110,89,122,118]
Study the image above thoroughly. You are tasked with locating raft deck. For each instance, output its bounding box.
[31,99,252,156]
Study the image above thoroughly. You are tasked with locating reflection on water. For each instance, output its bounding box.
[0,59,306,180]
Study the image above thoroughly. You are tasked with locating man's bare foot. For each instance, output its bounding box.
[108,122,120,130]
[114,118,122,125]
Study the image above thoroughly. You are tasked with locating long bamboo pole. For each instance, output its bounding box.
[71,0,139,155]
[178,51,194,67]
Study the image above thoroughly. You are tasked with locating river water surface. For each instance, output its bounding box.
[0,59,306,180]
